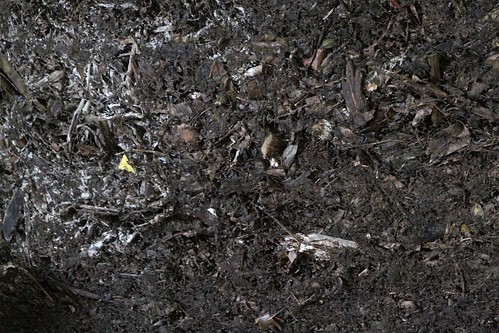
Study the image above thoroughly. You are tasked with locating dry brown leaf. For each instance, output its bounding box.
[176,124,198,143]
[310,48,328,71]
[426,122,471,162]
[261,133,285,158]
[209,61,235,91]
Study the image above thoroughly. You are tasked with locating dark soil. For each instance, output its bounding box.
[0,1,498,332]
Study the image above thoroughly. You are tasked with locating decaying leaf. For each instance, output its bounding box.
[471,106,497,122]
[472,202,484,219]
[431,109,443,125]
[480,6,499,21]
[466,81,487,98]
[176,123,198,143]
[321,38,335,49]
[311,120,333,140]
[426,122,471,163]
[460,224,471,237]
[256,313,285,331]
[266,168,286,177]
[34,69,65,88]
[2,189,24,242]
[85,115,118,153]
[342,60,372,128]
[96,119,118,153]
[261,133,285,158]
[246,80,263,100]
[0,51,29,99]
[484,53,499,70]
[303,48,328,71]
[412,106,433,126]
[209,61,235,91]
[364,67,382,92]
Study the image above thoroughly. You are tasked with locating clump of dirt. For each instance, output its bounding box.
[0,1,497,332]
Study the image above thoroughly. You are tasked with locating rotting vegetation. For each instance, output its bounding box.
[0,1,498,332]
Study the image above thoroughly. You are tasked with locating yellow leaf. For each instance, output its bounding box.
[460,224,470,235]
[118,154,135,173]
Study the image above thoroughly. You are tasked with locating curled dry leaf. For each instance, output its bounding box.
[399,300,416,310]
[35,69,65,88]
[0,52,29,98]
[76,144,101,157]
[471,203,484,219]
[209,61,235,91]
[261,133,285,158]
[471,106,497,122]
[256,314,285,331]
[246,80,263,100]
[311,48,327,71]
[303,48,328,71]
[364,67,386,92]
[412,107,433,126]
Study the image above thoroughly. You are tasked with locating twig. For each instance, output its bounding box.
[78,204,121,215]
[323,7,335,21]
[22,267,54,303]
[251,203,300,243]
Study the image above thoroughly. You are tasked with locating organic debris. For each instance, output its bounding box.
[0,1,497,332]
[256,313,285,332]
[282,233,358,262]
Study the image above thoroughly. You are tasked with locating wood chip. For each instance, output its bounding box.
[342,60,369,128]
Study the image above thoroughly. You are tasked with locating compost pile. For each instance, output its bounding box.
[0,1,497,332]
